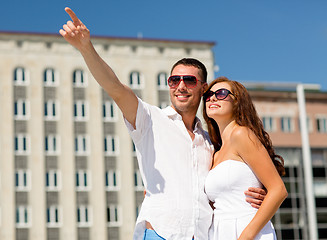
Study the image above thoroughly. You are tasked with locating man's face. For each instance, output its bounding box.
[169,64,207,116]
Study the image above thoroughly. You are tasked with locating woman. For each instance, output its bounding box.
[203,77,288,240]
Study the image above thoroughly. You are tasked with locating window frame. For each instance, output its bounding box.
[262,116,276,132]
[129,71,144,89]
[16,205,32,228]
[77,205,92,227]
[74,100,89,121]
[281,116,294,133]
[47,205,62,227]
[44,100,59,121]
[14,99,30,120]
[46,170,61,191]
[15,134,30,155]
[76,170,91,191]
[73,69,88,87]
[105,170,120,191]
[316,115,327,133]
[44,68,59,87]
[157,72,169,90]
[103,100,118,122]
[15,169,31,191]
[75,135,90,156]
[45,134,60,156]
[14,67,30,86]
[104,135,120,156]
[107,204,122,227]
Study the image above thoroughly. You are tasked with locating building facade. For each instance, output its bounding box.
[0,32,215,240]
[248,88,327,240]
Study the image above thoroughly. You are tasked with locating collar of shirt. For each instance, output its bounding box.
[162,106,203,133]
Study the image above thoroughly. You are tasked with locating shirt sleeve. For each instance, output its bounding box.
[124,97,151,143]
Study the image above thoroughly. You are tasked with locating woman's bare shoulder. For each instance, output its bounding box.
[231,125,259,148]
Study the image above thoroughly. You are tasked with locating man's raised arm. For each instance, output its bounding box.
[59,7,138,128]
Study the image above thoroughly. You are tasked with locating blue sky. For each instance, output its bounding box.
[1,0,326,90]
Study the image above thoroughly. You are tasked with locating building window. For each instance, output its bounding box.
[74,100,88,121]
[316,116,327,133]
[14,67,29,85]
[129,71,143,89]
[262,116,275,132]
[298,116,313,133]
[15,170,31,191]
[312,149,325,166]
[103,100,118,122]
[46,170,61,191]
[281,116,293,133]
[104,135,119,156]
[73,69,87,87]
[15,134,30,155]
[157,72,168,89]
[105,170,120,191]
[44,100,59,120]
[76,170,91,191]
[45,135,60,155]
[134,170,144,191]
[14,99,30,120]
[314,180,327,197]
[77,205,92,227]
[16,206,31,228]
[75,135,90,156]
[276,148,301,166]
[47,205,62,227]
[44,68,59,86]
[107,205,122,227]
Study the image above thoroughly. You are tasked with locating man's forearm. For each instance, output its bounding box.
[79,42,125,100]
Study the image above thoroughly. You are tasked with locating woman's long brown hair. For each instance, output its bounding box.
[203,77,285,176]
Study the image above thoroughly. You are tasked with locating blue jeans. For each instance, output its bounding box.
[143,229,166,240]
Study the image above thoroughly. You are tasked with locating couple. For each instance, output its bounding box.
[60,7,287,240]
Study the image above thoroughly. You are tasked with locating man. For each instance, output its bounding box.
[60,7,265,240]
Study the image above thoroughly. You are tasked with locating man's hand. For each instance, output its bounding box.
[59,7,91,51]
[244,187,267,209]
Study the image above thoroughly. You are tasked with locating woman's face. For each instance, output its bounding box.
[205,82,234,121]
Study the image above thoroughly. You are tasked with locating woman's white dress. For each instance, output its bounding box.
[205,160,276,240]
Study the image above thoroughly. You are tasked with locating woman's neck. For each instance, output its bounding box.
[217,118,237,142]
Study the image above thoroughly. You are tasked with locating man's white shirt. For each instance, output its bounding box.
[125,98,214,240]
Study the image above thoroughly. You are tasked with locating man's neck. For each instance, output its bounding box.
[181,113,197,140]
[171,106,198,138]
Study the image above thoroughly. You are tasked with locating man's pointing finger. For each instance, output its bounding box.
[65,7,81,25]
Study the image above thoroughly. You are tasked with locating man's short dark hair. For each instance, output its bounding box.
[170,58,207,83]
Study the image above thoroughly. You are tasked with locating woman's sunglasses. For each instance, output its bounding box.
[203,88,234,102]
[168,75,204,88]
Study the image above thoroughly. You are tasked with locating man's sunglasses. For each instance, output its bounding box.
[168,75,204,88]
[203,88,234,102]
